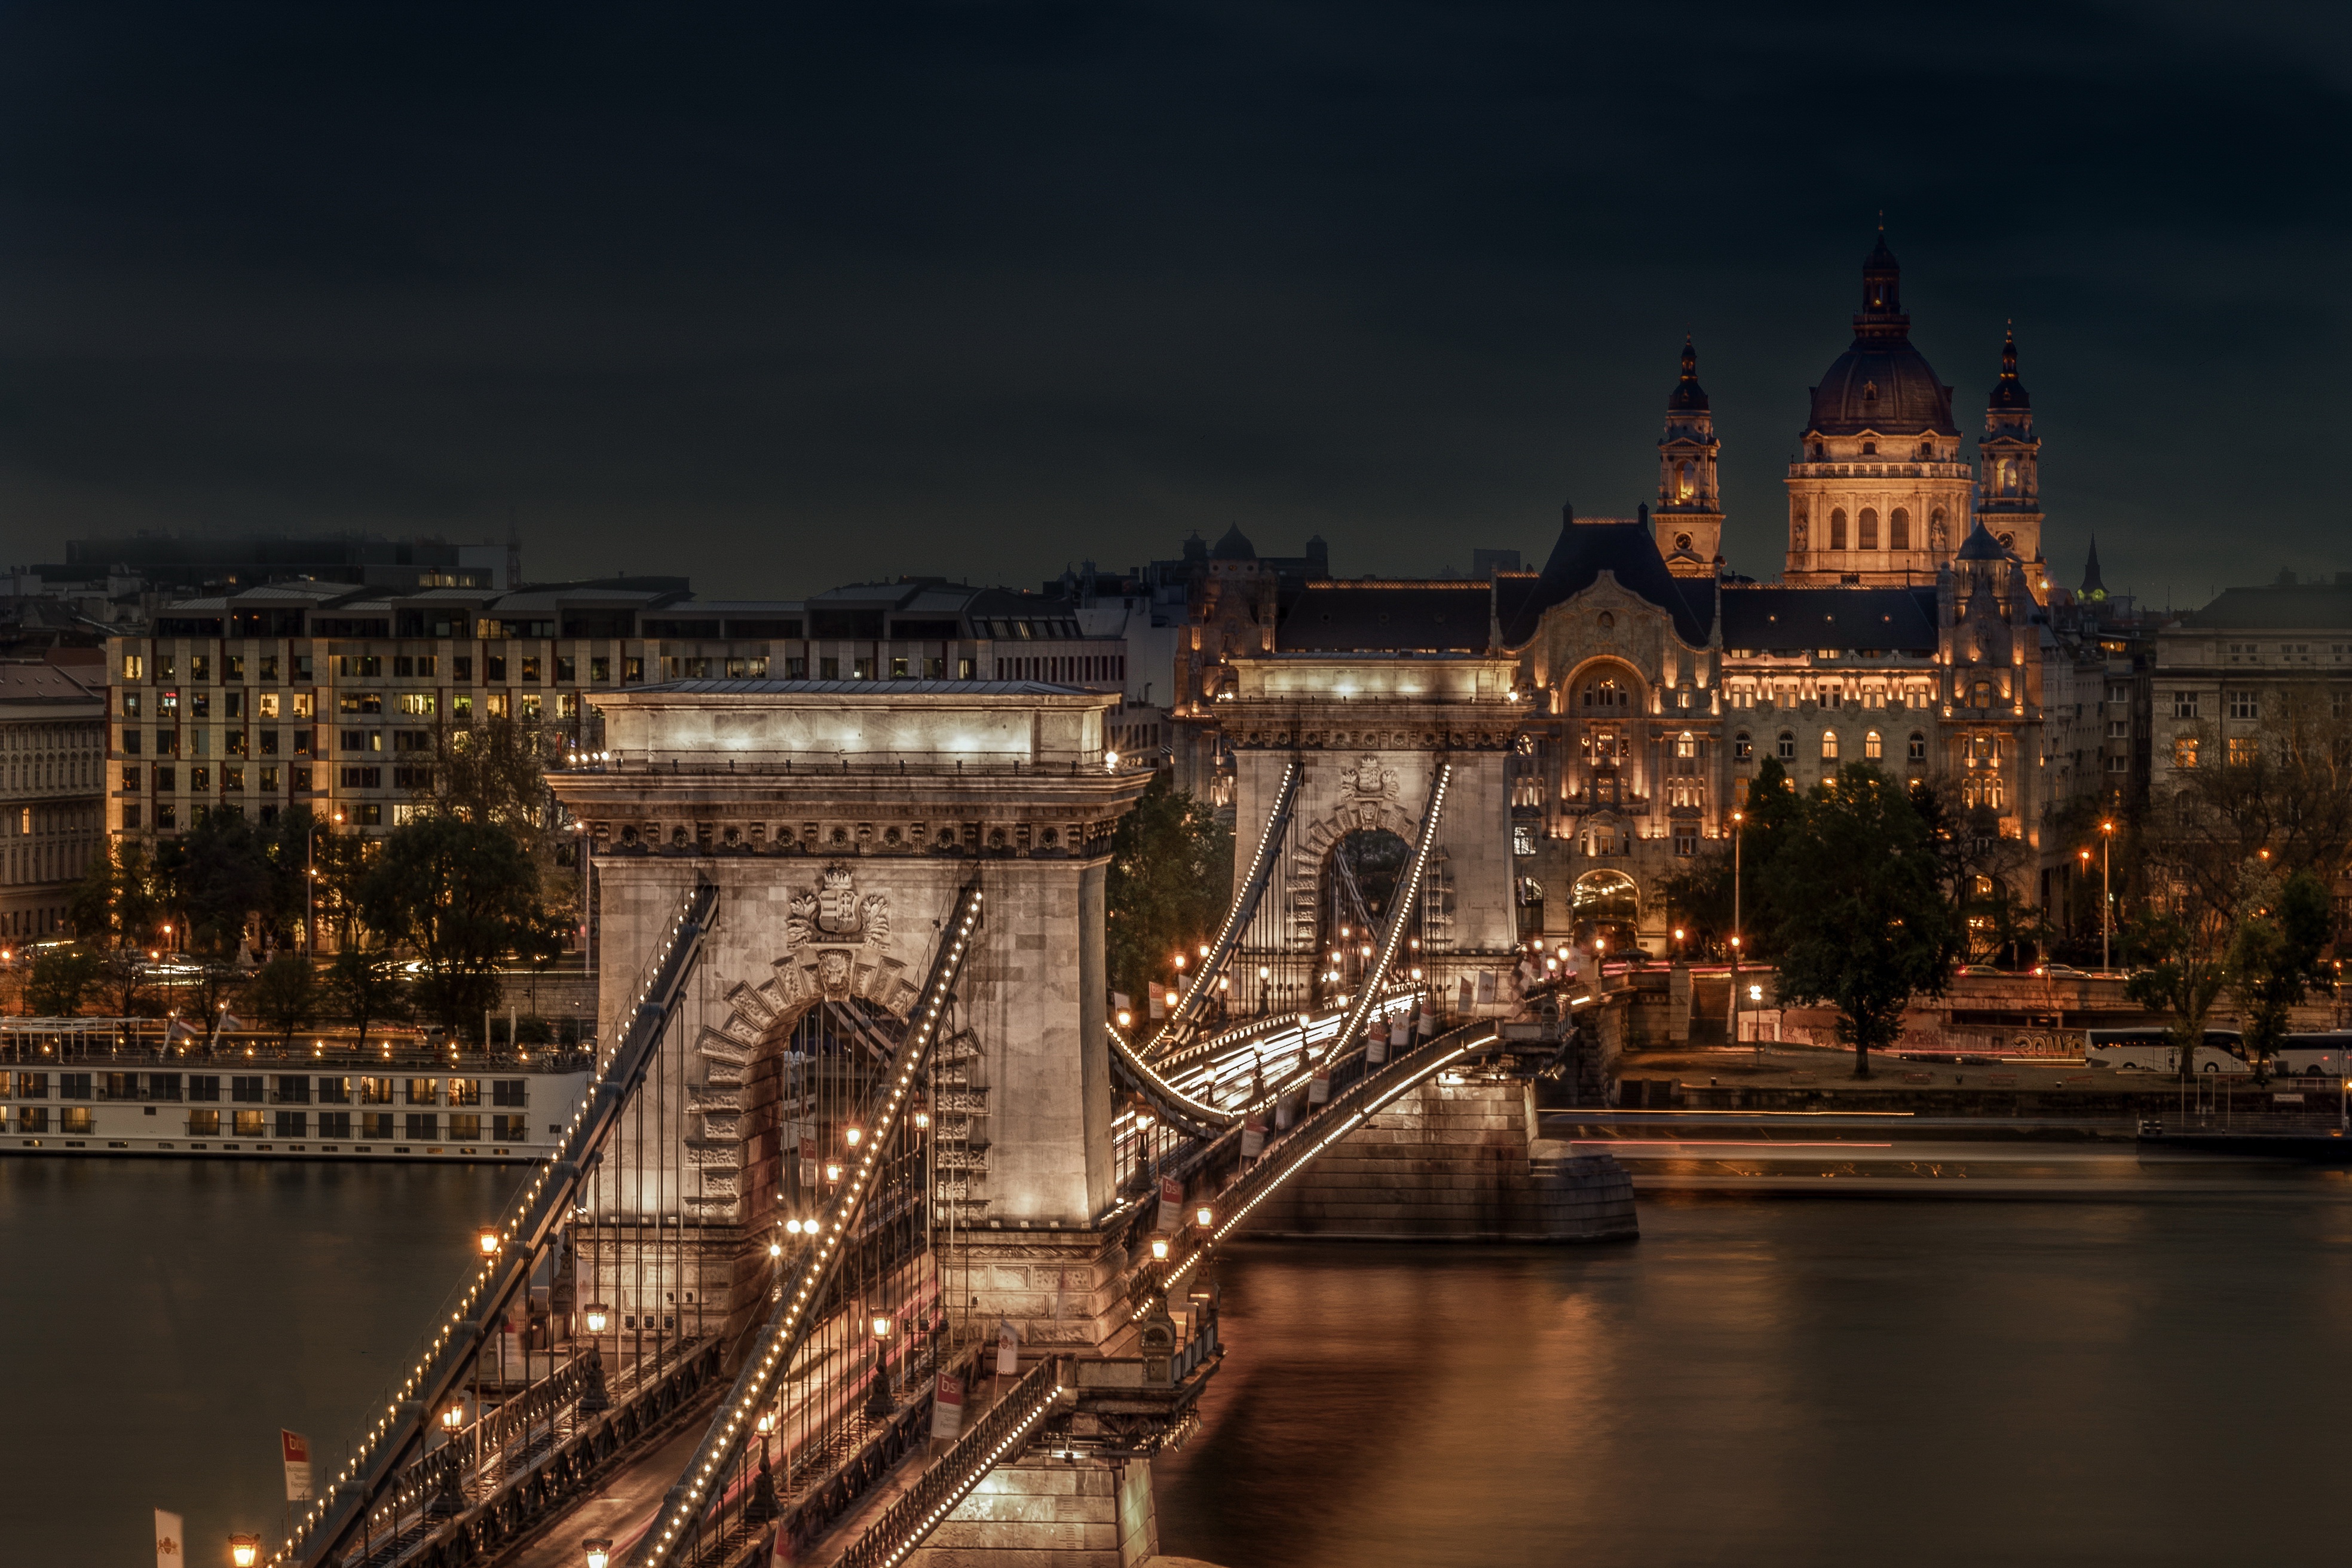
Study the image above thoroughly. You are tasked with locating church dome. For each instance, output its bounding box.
[1209,523,1257,561]
[1804,237,1958,437]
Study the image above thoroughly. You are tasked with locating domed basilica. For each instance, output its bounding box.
[1177,236,2071,960]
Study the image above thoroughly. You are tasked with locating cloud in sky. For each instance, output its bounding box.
[0,1,2345,604]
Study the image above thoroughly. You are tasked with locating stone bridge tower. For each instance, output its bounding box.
[1214,653,1525,1013]
[549,681,1151,1352]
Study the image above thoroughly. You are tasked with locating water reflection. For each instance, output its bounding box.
[1157,1183,2352,1568]
[0,1158,519,1563]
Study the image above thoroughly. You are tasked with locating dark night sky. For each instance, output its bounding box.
[1,2,2345,603]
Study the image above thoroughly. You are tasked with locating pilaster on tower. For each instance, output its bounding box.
[1977,326,2045,599]
[1654,335,1723,578]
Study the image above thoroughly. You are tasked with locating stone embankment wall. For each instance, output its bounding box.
[904,1456,1159,1567]
[1241,1078,1636,1242]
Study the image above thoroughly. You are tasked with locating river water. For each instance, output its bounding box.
[0,1158,517,1565]
[8,1162,2352,1566]
[1157,1183,2352,1567]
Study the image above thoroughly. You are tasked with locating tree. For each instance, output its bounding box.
[2135,692,2352,1078]
[26,945,103,1017]
[2124,905,2231,1076]
[2227,868,2335,1079]
[246,954,317,1049]
[157,811,272,965]
[1658,759,1800,958]
[358,813,542,1038]
[1768,763,1962,1078]
[325,946,411,1052]
[1104,774,1234,1016]
[511,904,571,1019]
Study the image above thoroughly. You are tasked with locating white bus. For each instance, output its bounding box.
[2271,1031,2352,1080]
[2085,1027,2250,1074]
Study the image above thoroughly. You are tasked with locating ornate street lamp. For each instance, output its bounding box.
[584,1539,614,1568]
[229,1536,261,1568]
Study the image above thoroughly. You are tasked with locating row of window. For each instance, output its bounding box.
[123,646,1125,688]
[125,764,311,795]
[0,1071,529,1105]
[123,728,314,757]
[1725,730,1931,763]
[1821,505,1936,553]
[8,1107,531,1140]
[2171,737,2264,768]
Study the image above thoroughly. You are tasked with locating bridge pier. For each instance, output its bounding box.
[1242,1076,1636,1242]
[905,1455,1159,1568]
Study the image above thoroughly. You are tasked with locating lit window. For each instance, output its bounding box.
[1864,731,1882,760]
[1821,730,1839,761]
[2172,737,2199,768]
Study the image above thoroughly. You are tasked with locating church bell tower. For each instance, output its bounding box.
[1976,326,2045,592]
[1654,335,1723,578]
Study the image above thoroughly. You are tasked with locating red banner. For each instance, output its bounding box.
[281,1429,313,1502]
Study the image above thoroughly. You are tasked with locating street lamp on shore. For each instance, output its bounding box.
[584,1539,614,1568]
[2099,820,2115,971]
[230,1535,261,1568]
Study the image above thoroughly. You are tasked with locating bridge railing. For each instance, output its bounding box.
[280,876,722,1568]
[829,1356,1068,1568]
[1140,757,1300,1059]
[629,880,988,1568]
[1157,1020,1506,1304]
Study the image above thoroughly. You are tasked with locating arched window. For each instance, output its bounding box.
[1830,509,1848,550]
[1677,461,1696,500]
[1889,507,1910,550]
[1858,508,1879,550]
[1733,731,1753,761]
[1998,458,2017,494]
[1865,730,1882,760]
[1777,731,1796,761]
[1581,677,1628,710]
[1821,730,1839,760]
[1908,732,1927,761]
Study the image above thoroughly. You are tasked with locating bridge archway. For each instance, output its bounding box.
[1569,868,1640,947]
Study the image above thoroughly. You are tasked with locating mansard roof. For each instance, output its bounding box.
[1720,586,1940,656]
[1278,581,1494,652]
[1503,509,1713,648]
[2185,580,2352,630]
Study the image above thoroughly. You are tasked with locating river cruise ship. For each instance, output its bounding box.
[0,1018,591,1162]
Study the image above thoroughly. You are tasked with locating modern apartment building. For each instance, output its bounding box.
[105,575,1174,844]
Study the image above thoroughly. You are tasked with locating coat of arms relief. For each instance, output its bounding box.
[1342,754,1398,801]
[785,864,892,994]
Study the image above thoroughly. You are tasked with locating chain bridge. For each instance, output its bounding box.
[259,678,1632,1568]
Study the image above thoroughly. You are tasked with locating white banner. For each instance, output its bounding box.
[1156,1174,1184,1230]
[281,1429,314,1501]
[155,1509,185,1568]
[996,1316,1021,1377]
[1307,1065,1331,1104]
[1241,1115,1266,1159]
[930,1371,966,1440]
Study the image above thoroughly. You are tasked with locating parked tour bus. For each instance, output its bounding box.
[2084,1027,2250,1074]
[2270,1032,2352,1079]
